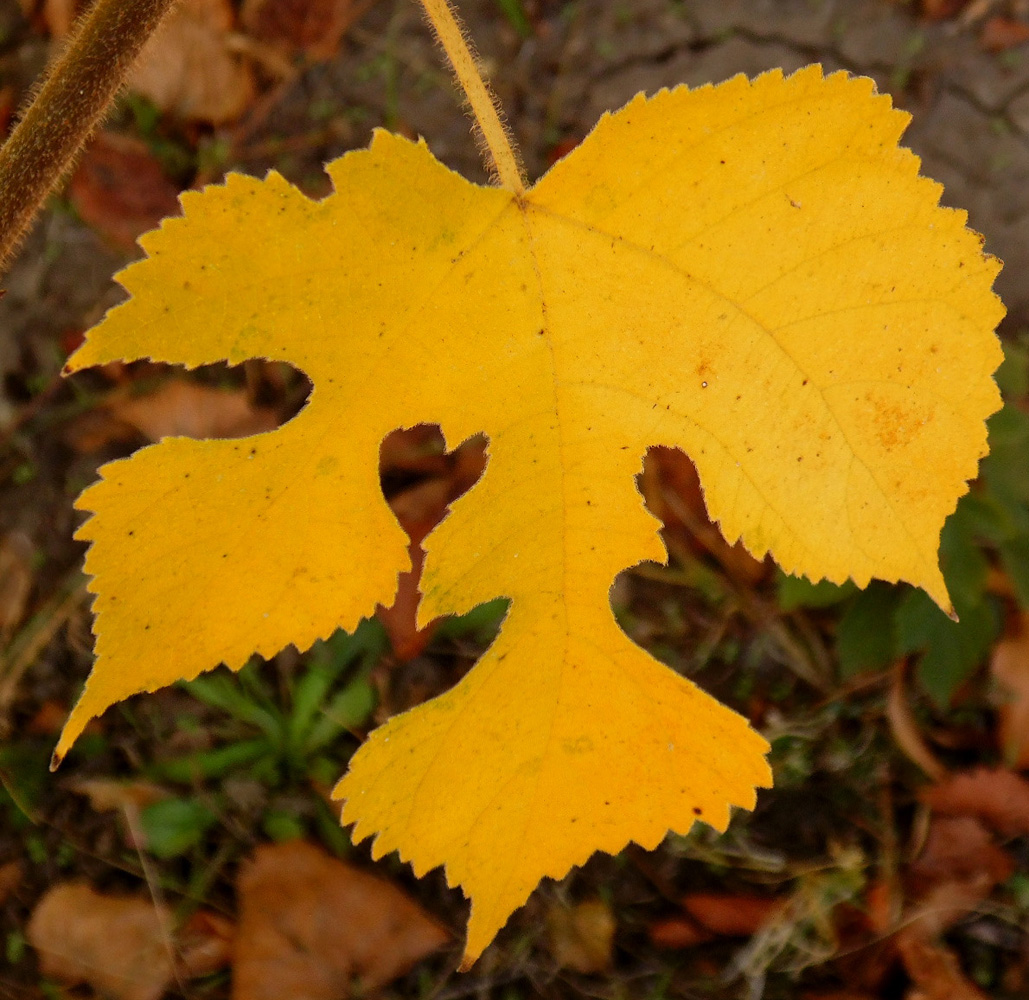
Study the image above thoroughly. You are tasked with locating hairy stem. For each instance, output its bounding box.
[418,0,526,194]
[0,0,177,274]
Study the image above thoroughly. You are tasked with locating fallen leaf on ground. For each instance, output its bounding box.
[27,883,175,1000]
[58,65,1003,966]
[896,818,1010,1000]
[240,0,373,60]
[896,925,990,1000]
[919,0,971,20]
[919,767,1029,836]
[128,0,255,124]
[0,531,33,642]
[681,891,782,935]
[0,860,22,906]
[907,815,1013,899]
[640,447,766,585]
[545,898,615,973]
[990,628,1029,769]
[649,892,781,949]
[40,0,82,36]
[68,133,182,251]
[233,840,449,999]
[376,434,488,659]
[178,910,235,978]
[980,16,1029,52]
[376,477,450,661]
[69,777,169,814]
[70,379,280,453]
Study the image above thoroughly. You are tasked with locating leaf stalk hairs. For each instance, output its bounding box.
[418,0,527,194]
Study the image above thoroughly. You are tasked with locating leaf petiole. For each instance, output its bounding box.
[418,0,527,194]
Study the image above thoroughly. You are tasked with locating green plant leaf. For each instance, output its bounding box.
[835,582,898,678]
[140,798,217,858]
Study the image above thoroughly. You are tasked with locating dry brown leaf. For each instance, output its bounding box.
[980,15,1029,52]
[240,0,371,60]
[233,840,449,999]
[376,432,488,659]
[128,0,255,124]
[919,767,1029,836]
[0,860,22,906]
[68,133,182,251]
[641,447,766,585]
[648,892,781,950]
[990,631,1029,769]
[680,891,782,936]
[648,914,712,949]
[895,817,1010,1000]
[27,883,175,1000]
[545,898,616,973]
[69,777,169,814]
[897,927,990,1000]
[908,815,1013,900]
[177,910,235,978]
[40,0,82,36]
[918,0,972,20]
[69,379,281,454]
[112,380,279,442]
[0,531,33,642]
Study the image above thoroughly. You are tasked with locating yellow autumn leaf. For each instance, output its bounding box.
[56,65,1002,967]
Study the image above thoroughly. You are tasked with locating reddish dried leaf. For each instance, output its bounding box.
[376,538,433,660]
[128,0,255,123]
[178,910,235,978]
[641,447,766,585]
[545,898,615,973]
[919,767,1029,836]
[863,877,898,935]
[918,0,972,20]
[41,0,82,36]
[680,891,782,936]
[69,133,182,251]
[649,892,781,950]
[648,915,713,949]
[240,0,370,60]
[897,924,990,1000]
[377,436,488,659]
[908,816,1014,900]
[990,631,1029,769]
[980,16,1029,53]
[26,699,71,735]
[0,860,22,907]
[27,884,175,1000]
[232,841,449,999]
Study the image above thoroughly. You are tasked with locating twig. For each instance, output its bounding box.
[0,0,178,273]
